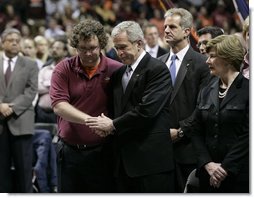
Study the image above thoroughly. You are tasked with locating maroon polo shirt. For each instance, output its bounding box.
[50,54,122,145]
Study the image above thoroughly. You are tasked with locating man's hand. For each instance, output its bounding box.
[0,103,13,117]
[86,113,115,137]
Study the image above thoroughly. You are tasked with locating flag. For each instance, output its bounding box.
[232,0,249,22]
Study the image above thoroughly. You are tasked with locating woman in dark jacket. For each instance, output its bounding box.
[191,35,249,193]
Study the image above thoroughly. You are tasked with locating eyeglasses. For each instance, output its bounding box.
[196,40,208,48]
[77,46,99,53]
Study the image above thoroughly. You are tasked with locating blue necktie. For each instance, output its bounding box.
[122,65,132,92]
[170,55,177,86]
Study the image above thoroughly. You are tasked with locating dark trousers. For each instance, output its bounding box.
[116,158,175,193]
[56,139,115,193]
[0,123,33,193]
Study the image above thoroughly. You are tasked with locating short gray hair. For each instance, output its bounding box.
[111,21,144,43]
[164,8,193,29]
[1,28,21,41]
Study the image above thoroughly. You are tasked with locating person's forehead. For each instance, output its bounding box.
[199,33,212,41]
[79,35,99,45]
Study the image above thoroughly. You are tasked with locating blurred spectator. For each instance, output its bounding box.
[94,1,116,25]
[196,26,224,55]
[21,38,44,69]
[0,4,22,32]
[149,8,165,38]
[44,18,65,40]
[44,0,78,18]
[143,23,168,58]
[34,35,51,64]
[104,33,120,62]
[36,39,69,123]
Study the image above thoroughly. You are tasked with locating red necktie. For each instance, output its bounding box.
[5,58,12,85]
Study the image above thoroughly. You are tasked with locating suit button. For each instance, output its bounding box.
[214,134,218,138]
[215,112,218,116]
[214,123,218,127]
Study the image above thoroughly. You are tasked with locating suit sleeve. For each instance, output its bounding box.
[12,60,39,116]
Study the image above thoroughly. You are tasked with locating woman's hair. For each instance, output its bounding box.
[206,35,245,71]
[70,19,108,49]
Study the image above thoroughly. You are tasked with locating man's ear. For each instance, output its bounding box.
[184,27,191,38]
[136,40,145,49]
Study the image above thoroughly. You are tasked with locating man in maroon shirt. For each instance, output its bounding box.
[49,19,122,193]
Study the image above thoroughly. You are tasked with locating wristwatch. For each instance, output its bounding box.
[177,130,184,138]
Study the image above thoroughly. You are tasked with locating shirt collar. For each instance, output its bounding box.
[170,44,190,61]
[3,52,18,63]
[129,50,146,72]
[145,44,159,52]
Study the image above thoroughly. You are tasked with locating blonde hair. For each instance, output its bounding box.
[206,35,245,71]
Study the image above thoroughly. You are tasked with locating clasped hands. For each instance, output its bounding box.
[85,113,114,137]
[205,162,228,188]
[0,103,13,117]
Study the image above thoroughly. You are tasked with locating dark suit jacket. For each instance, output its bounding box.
[0,55,38,135]
[191,74,249,187]
[112,53,174,177]
[158,47,210,164]
[156,46,168,58]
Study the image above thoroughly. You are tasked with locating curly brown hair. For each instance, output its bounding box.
[70,19,108,49]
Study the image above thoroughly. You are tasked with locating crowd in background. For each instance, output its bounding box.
[0,0,247,48]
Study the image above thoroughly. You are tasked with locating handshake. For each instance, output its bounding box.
[85,113,115,137]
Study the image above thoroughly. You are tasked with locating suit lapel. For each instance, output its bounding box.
[160,53,170,63]
[121,53,149,110]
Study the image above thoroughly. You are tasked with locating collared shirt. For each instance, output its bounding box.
[3,53,18,74]
[166,45,190,76]
[128,50,146,79]
[145,44,159,58]
[50,54,122,145]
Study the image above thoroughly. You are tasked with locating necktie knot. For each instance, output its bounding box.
[171,54,177,61]
[126,65,132,76]
[122,65,133,92]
